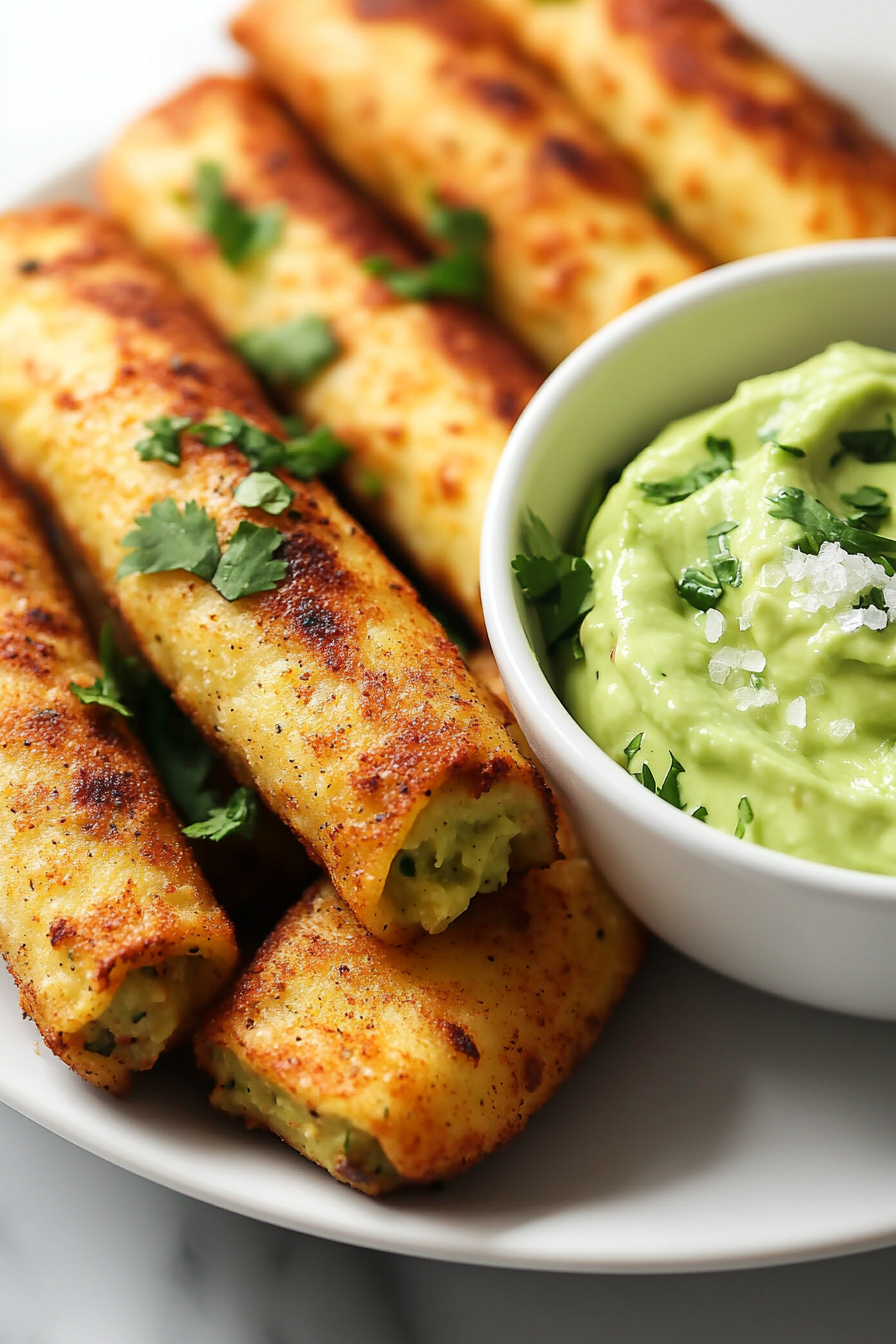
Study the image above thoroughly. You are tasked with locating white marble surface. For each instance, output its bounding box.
[4,1,896,1338]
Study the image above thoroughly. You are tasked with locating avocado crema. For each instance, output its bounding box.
[564,342,896,875]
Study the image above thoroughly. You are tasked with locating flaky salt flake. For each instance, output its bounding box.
[732,685,778,711]
[807,678,825,697]
[741,649,766,673]
[785,696,807,729]
[837,608,865,633]
[864,606,888,631]
[705,608,726,644]
[760,561,787,589]
[738,592,758,631]
[828,718,855,742]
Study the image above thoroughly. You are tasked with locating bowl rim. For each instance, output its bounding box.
[482,237,896,906]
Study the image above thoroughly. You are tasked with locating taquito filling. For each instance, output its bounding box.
[206,1045,399,1191]
[80,956,212,1070]
[382,779,543,935]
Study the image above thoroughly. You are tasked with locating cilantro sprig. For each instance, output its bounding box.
[69,623,133,718]
[134,416,193,467]
[831,415,896,467]
[638,435,734,506]
[677,520,741,611]
[71,625,257,842]
[512,510,593,648]
[767,487,896,563]
[623,733,707,820]
[234,314,340,387]
[192,411,350,480]
[363,196,491,302]
[677,567,722,612]
[195,161,281,268]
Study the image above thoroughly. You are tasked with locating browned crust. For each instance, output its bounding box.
[609,0,896,189]
[130,75,544,420]
[0,206,556,936]
[0,470,237,1093]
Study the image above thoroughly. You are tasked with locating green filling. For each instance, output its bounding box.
[207,1046,397,1188]
[81,956,201,1070]
[382,780,533,934]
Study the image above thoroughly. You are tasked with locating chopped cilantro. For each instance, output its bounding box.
[511,509,593,648]
[193,411,285,471]
[117,498,221,582]
[841,485,890,533]
[678,566,722,611]
[183,785,257,841]
[832,416,896,467]
[707,520,742,588]
[233,471,294,515]
[657,753,685,808]
[772,442,806,458]
[195,161,281,268]
[623,733,643,765]
[134,416,192,467]
[624,733,707,818]
[363,196,491,302]
[84,1028,116,1058]
[212,521,286,601]
[69,623,133,718]
[282,425,350,480]
[735,796,754,839]
[767,487,896,563]
[357,469,384,500]
[691,805,709,822]
[638,435,734,505]
[234,314,340,386]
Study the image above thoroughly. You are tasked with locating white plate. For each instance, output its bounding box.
[6,77,896,1271]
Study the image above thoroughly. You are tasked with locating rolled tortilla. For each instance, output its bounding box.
[476,0,896,262]
[99,75,544,635]
[0,468,237,1093]
[196,849,644,1193]
[230,0,706,367]
[0,206,556,944]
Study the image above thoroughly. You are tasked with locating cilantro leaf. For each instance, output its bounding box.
[212,521,286,601]
[841,485,890,533]
[657,753,685,808]
[707,519,742,588]
[511,509,593,648]
[832,416,896,467]
[767,487,896,561]
[771,442,806,458]
[282,424,351,480]
[638,434,734,505]
[691,805,709,822]
[117,498,221,582]
[192,411,285,471]
[637,762,657,793]
[623,732,643,765]
[363,196,491,302]
[233,471,294,515]
[234,314,340,386]
[183,785,258,841]
[735,795,754,839]
[69,623,133,717]
[195,161,281,268]
[134,416,193,467]
[677,566,722,611]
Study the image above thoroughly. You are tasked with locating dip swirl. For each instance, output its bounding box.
[564,341,896,874]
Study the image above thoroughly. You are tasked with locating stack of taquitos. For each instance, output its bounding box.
[99,75,544,636]
[474,0,896,261]
[0,468,238,1093]
[230,0,707,367]
[0,205,556,948]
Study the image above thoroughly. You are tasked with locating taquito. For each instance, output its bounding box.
[100,75,544,634]
[476,0,896,261]
[231,0,706,367]
[196,849,644,1194]
[0,206,556,945]
[0,468,237,1093]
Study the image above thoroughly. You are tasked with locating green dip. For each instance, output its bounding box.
[563,341,896,875]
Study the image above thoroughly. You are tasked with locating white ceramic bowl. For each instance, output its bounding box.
[483,240,896,1020]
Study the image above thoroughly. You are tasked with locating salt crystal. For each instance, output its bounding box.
[785,696,807,729]
[864,606,888,631]
[807,678,825,697]
[761,561,787,588]
[705,608,726,644]
[732,685,779,711]
[837,608,866,633]
[828,718,855,742]
[738,593,758,631]
[708,645,743,683]
[741,649,767,673]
